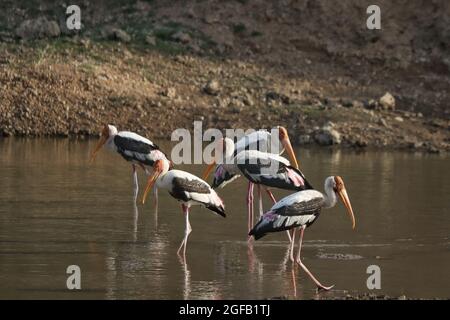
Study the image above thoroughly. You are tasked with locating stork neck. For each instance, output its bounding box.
[106,134,117,150]
[323,181,337,209]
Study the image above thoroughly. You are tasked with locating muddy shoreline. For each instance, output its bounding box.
[0,1,449,153]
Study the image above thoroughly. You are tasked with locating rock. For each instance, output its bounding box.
[171,31,191,44]
[102,27,131,42]
[378,118,388,127]
[242,94,254,106]
[395,116,404,122]
[15,17,60,39]
[342,99,353,108]
[265,91,291,105]
[0,31,14,42]
[188,43,201,54]
[298,134,311,144]
[427,146,440,154]
[314,125,341,145]
[145,34,156,46]
[352,137,368,148]
[161,87,176,99]
[365,99,378,110]
[203,80,220,96]
[352,100,364,108]
[379,92,396,110]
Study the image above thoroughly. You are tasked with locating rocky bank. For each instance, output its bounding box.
[0,1,449,153]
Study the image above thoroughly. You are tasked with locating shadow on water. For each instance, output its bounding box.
[0,138,449,299]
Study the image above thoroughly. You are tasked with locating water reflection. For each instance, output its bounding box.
[0,138,449,299]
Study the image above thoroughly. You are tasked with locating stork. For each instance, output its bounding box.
[203,137,313,239]
[249,176,356,291]
[141,159,225,260]
[89,124,169,206]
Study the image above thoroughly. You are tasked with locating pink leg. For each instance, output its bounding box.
[132,164,139,202]
[177,204,192,261]
[265,188,277,204]
[295,226,334,291]
[289,228,296,262]
[257,184,263,218]
[247,182,254,237]
[250,183,254,229]
[291,268,297,298]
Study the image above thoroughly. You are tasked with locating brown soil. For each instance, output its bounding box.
[0,1,449,152]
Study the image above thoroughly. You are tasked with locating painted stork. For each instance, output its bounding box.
[249,176,356,291]
[89,124,169,205]
[209,127,299,189]
[141,159,225,260]
[203,137,313,238]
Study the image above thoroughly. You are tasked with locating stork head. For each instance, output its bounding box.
[202,137,234,180]
[330,176,356,230]
[89,124,117,163]
[142,159,170,204]
[276,126,300,170]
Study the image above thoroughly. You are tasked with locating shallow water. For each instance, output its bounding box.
[0,138,449,299]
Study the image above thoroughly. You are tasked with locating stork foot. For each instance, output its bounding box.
[316,284,335,292]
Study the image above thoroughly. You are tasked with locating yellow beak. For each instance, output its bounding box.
[142,171,161,205]
[89,135,107,164]
[202,161,216,180]
[337,188,356,230]
[281,136,300,170]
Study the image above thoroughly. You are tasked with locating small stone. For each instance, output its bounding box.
[161,87,176,98]
[242,94,254,106]
[365,99,378,110]
[342,99,353,108]
[298,134,311,144]
[15,17,60,39]
[103,27,131,42]
[379,92,396,110]
[314,126,341,145]
[172,31,191,44]
[203,80,220,96]
[378,118,388,127]
[352,100,364,108]
[395,116,404,122]
[145,34,156,46]
[113,29,131,42]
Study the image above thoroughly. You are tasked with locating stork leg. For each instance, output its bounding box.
[177,204,192,260]
[265,188,277,203]
[289,228,296,262]
[257,184,263,218]
[246,182,255,241]
[295,226,334,291]
[132,164,139,203]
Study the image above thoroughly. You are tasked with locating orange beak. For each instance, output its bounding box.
[281,135,300,170]
[142,170,161,205]
[337,188,356,230]
[89,135,108,164]
[202,161,216,180]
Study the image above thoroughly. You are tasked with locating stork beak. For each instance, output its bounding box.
[89,135,108,164]
[202,161,216,180]
[337,188,356,230]
[142,170,161,205]
[281,135,300,170]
